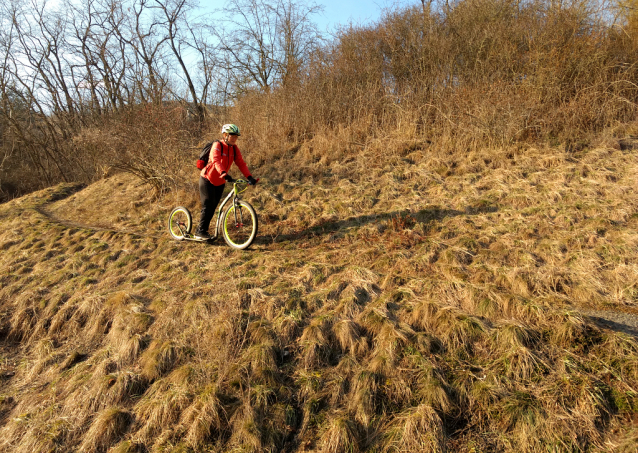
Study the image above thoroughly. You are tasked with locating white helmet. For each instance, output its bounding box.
[221,124,241,136]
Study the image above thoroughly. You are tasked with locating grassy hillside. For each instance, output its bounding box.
[2,133,638,452]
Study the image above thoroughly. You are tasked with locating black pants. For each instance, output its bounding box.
[197,177,225,234]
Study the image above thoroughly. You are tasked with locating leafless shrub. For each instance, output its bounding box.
[232,0,638,176]
[72,104,201,195]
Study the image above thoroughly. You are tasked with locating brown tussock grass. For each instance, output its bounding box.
[109,440,146,453]
[382,403,445,453]
[140,340,186,381]
[300,317,334,369]
[433,306,487,351]
[348,369,381,426]
[180,384,226,449]
[102,293,154,366]
[318,413,360,453]
[228,400,263,452]
[240,338,279,386]
[134,379,192,442]
[78,407,132,453]
[333,319,368,357]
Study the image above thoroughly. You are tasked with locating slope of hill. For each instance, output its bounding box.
[2,139,638,452]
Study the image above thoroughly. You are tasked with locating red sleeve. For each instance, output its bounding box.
[211,142,226,176]
[234,146,251,178]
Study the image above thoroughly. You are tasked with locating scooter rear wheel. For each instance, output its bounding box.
[168,206,192,240]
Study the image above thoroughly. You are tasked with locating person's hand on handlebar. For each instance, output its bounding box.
[248,176,258,186]
[223,174,235,183]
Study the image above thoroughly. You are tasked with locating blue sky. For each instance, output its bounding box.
[314,0,416,32]
[199,0,417,33]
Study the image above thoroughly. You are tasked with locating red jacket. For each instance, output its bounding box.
[200,141,252,186]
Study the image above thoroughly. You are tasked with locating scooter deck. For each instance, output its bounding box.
[182,233,217,242]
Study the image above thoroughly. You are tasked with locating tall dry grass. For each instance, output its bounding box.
[233,0,638,182]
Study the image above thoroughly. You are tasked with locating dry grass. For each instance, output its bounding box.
[318,414,360,453]
[78,407,132,453]
[180,384,226,448]
[382,403,445,453]
[134,378,192,442]
[1,120,638,452]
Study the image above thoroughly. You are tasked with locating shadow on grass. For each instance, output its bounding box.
[584,312,638,338]
[257,205,499,245]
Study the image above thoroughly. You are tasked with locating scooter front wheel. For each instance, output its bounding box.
[222,201,258,250]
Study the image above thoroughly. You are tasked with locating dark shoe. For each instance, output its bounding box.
[194,231,211,240]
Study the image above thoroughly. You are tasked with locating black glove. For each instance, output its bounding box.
[247,176,258,186]
[223,174,235,183]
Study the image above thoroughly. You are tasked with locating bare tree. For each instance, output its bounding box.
[187,23,221,107]
[6,1,75,181]
[154,0,205,119]
[274,0,323,87]
[68,0,104,115]
[216,0,278,92]
[0,6,18,192]
[0,0,325,197]
[115,0,170,104]
[214,0,322,93]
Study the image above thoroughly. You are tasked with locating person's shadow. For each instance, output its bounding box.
[258,204,498,244]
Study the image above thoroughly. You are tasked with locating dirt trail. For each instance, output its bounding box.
[35,204,164,240]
